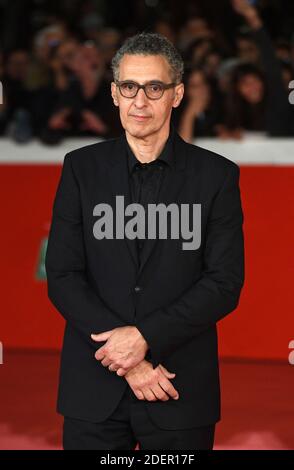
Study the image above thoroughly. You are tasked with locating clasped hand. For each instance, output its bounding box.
[91,326,148,376]
[91,326,180,401]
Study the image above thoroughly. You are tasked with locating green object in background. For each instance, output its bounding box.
[36,237,48,281]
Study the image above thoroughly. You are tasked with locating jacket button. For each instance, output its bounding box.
[134,286,142,293]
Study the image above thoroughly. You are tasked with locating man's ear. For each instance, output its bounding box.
[111,82,119,107]
[172,83,184,109]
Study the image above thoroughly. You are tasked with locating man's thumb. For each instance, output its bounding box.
[159,364,176,377]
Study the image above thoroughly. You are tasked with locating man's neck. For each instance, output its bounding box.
[125,125,170,163]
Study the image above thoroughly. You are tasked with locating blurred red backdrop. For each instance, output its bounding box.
[0,164,293,360]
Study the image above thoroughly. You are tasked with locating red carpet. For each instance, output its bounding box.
[0,351,293,450]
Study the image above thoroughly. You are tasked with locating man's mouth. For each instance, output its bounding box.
[130,115,151,121]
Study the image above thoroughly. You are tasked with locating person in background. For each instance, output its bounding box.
[202,49,224,81]
[97,27,122,81]
[32,38,80,142]
[275,39,292,64]
[176,67,223,142]
[1,49,34,142]
[36,40,121,144]
[153,19,176,45]
[178,16,214,53]
[29,23,69,90]
[218,0,294,139]
[235,32,259,64]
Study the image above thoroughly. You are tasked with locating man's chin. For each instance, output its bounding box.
[125,123,154,139]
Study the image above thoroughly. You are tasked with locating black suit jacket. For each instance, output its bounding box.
[45,130,244,429]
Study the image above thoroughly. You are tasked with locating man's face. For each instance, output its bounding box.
[111,54,184,138]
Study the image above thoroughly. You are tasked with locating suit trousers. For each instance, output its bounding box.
[63,386,216,450]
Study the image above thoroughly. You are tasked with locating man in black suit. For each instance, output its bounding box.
[45,32,244,450]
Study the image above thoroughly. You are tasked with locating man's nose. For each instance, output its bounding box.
[133,87,148,108]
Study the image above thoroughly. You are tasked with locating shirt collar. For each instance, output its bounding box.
[126,125,175,175]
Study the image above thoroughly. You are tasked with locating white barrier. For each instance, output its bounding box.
[0,136,293,165]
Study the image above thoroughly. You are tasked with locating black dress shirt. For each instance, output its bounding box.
[125,128,175,263]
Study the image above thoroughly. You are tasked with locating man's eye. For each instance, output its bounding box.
[150,84,160,91]
[123,83,135,90]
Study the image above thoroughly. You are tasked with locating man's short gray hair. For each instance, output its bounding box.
[111,32,184,84]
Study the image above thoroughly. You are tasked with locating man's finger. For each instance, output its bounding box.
[91,331,113,342]
[143,388,157,402]
[101,357,112,367]
[116,367,128,376]
[151,384,169,401]
[158,378,179,400]
[95,348,105,361]
[134,389,145,400]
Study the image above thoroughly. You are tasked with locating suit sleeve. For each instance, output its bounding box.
[136,162,245,367]
[45,152,127,348]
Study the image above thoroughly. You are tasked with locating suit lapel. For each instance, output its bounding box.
[106,132,188,275]
[107,134,139,269]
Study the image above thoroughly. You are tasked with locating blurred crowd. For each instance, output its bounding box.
[0,0,294,144]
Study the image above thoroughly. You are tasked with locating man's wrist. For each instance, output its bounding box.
[134,326,149,351]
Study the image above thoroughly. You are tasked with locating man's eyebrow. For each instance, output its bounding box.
[119,79,165,84]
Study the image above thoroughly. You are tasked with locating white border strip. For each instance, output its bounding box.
[0,137,293,165]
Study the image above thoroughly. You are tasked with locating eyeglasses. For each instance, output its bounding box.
[115,80,176,100]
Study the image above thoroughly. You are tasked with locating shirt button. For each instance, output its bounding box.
[134,286,142,293]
